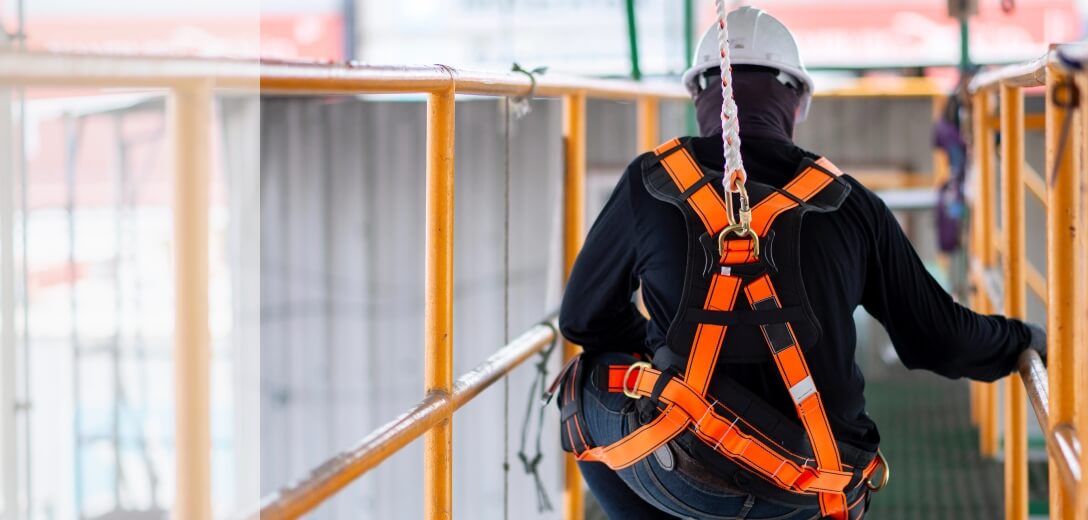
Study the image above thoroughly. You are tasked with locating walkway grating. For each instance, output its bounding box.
[864,368,1048,520]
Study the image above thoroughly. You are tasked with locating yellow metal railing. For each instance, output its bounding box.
[967,43,1087,520]
[0,50,692,520]
[0,48,976,520]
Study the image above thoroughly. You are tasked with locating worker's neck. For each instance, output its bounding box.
[695,74,798,145]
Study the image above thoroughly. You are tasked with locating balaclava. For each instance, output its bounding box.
[694,66,801,144]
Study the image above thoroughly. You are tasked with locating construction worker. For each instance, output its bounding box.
[555,6,1046,519]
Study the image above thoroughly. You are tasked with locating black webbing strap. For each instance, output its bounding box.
[684,306,808,326]
[679,172,723,201]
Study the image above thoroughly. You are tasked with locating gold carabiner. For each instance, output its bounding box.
[866,449,890,492]
[720,171,758,259]
[723,176,751,228]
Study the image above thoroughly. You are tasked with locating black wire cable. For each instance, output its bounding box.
[517,322,559,513]
[502,95,512,520]
[1048,77,1080,187]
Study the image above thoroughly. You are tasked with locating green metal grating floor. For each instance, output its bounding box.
[863,368,1048,519]
[585,367,1049,519]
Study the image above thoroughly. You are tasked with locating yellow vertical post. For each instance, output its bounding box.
[424,88,456,520]
[968,90,988,428]
[562,92,587,520]
[973,90,1001,458]
[636,96,659,153]
[171,81,212,520]
[999,83,1027,520]
[1045,62,1081,520]
[1078,68,1088,520]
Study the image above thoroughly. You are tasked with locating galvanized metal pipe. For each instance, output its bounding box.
[171,81,213,520]
[1017,350,1084,508]
[424,88,456,520]
[1050,423,1082,498]
[999,83,1028,520]
[1017,350,1048,427]
[970,53,1048,92]
[257,320,560,520]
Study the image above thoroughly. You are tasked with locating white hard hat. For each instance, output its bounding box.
[681,6,815,122]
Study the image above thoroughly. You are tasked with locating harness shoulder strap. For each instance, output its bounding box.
[619,138,860,519]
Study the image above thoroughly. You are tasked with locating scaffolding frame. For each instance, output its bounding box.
[968,44,1088,520]
[2,46,1079,520]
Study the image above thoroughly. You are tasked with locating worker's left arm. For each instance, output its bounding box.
[559,164,648,354]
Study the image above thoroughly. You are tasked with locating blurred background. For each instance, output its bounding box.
[0,1,1086,519]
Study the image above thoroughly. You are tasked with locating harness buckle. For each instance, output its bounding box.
[622,361,652,399]
[865,449,890,492]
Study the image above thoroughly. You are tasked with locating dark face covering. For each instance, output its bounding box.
[695,67,801,144]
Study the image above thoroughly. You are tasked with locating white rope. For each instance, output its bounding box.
[715,0,745,193]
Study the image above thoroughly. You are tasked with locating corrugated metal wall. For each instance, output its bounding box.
[258,93,963,519]
[260,97,571,519]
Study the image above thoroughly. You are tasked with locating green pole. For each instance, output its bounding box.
[959,15,971,71]
[684,0,696,135]
[625,0,642,80]
[684,0,695,65]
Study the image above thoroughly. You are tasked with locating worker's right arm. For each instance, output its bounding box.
[559,166,649,354]
[858,186,1032,382]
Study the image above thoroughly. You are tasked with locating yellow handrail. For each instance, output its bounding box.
[258,320,560,519]
[1016,350,1085,499]
[0,50,683,520]
[967,44,1087,520]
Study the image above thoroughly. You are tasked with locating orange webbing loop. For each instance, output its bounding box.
[593,365,856,494]
[744,274,848,519]
[575,403,689,469]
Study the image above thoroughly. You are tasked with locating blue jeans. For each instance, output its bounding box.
[575,353,868,520]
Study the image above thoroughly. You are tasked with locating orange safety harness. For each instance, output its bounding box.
[554,137,888,519]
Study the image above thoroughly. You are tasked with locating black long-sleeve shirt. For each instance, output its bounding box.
[559,135,1032,449]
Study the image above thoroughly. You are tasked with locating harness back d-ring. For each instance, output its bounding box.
[622,361,651,399]
[718,225,760,260]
